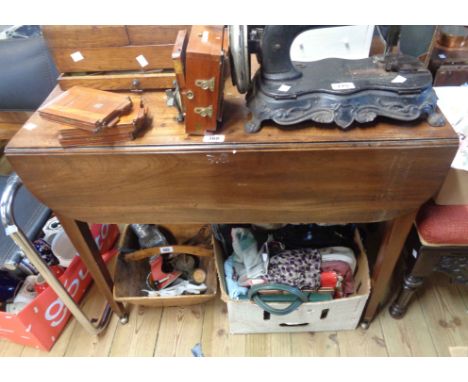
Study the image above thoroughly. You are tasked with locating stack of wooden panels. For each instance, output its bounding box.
[42,25,190,91]
[39,86,148,147]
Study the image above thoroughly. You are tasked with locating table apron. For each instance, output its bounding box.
[7,144,457,224]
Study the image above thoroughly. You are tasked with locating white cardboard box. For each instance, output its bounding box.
[435,168,468,205]
[213,231,370,334]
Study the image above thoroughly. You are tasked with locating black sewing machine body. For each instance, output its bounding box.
[229,25,444,133]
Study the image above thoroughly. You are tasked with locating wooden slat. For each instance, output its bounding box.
[245,334,270,356]
[337,318,389,356]
[153,305,204,356]
[2,279,467,356]
[456,284,468,310]
[290,331,340,356]
[379,299,438,356]
[63,287,119,356]
[200,298,246,356]
[418,275,468,356]
[58,72,175,91]
[51,45,174,73]
[269,333,292,356]
[0,339,25,356]
[42,26,130,48]
[109,305,163,356]
[126,26,191,45]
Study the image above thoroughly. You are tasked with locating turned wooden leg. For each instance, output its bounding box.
[56,213,128,319]
[389,275,424,318]
[390,245,445,319]
[361,210,417,325]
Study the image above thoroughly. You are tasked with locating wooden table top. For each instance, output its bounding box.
[6,84,459,155]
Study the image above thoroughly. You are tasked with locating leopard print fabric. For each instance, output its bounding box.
[264,248,321,290]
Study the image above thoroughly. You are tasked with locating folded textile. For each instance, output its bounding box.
[231,228,268,285]
[224,256,249,300]
[272,224,358,254]
[319,246,357,273]
[321,261,355,296]
[142,279,207,297]
[264,248,321,289]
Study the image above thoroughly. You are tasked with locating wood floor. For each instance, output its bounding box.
[1,271,467,357]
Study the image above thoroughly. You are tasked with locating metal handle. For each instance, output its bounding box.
[0,174,114,335]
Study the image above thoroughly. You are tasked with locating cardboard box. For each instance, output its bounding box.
[213,231,370,334]
[435,168,468,205]
[0,224,119,351]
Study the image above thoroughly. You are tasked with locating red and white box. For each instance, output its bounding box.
[0,223,119,351]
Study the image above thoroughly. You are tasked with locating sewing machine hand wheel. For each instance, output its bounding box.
[229,25,251,94]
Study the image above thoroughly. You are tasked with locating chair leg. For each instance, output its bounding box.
[389,275,424,318]
[389,245,442,319]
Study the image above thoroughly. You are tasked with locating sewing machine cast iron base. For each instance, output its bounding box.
[244,56,444,133]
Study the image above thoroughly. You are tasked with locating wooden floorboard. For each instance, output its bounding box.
[418,275,468,357]
[109,304,163,356]
[337,317,388,356]
[153,305,205,357]
[2,274,467,356]
[379,297,438,356]
[200,298,246,357]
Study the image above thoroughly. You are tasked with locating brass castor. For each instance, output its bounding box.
[119,314,129,325]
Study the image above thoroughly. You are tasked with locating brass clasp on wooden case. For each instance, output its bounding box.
[195,77,215,92]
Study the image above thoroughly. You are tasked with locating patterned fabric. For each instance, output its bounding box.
[264,248,321,289]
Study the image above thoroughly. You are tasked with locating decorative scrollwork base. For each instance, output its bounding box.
[435,255,468,284]
[245,76,444,133]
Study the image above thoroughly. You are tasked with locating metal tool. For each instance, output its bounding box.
[229,25,445,133]
[0,174,118,335]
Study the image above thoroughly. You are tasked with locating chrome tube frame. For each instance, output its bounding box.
[0,174,112,335]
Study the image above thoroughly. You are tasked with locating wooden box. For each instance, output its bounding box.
[213,230,370,334]
[113,224,217,307]
[42,25,190,91]
[180,25,228,135]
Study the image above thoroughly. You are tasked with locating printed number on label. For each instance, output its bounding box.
[160,246,174,254]
[203,134,225,143]
[331,82,355,90]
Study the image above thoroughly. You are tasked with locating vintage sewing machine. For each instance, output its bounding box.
[229,25,445,133]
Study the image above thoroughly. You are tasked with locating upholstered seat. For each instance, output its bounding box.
[390,201,468,319]
[416,203,468,245]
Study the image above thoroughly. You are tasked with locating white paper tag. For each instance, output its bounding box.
[392,75,407,83]
[438,53,447,59]
[203,134,225,143]
[70,51,84,62]
[160,246,174,254]
[201,31,209,43]
[331,82,355,90]
[136,54,149,68]
[278,84,291,92]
